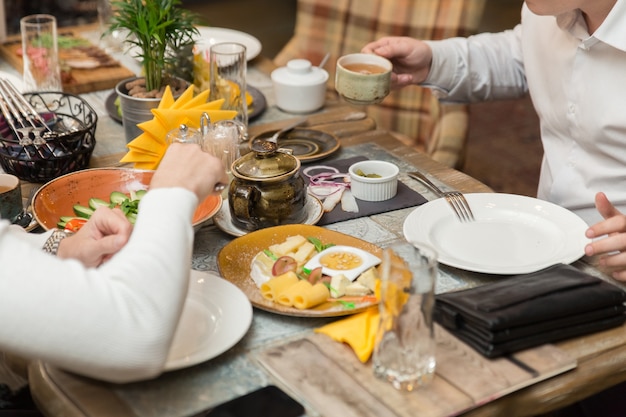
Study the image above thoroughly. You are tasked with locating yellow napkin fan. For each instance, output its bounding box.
[120,85,238,169]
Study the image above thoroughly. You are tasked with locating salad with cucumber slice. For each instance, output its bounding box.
[58,190,147,231]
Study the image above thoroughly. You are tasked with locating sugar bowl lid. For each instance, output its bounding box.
[271,59,329,86]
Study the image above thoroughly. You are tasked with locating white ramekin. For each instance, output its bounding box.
[348,160,399,202]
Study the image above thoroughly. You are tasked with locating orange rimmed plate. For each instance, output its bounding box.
[217,224,381,317]
[32,167,221,231]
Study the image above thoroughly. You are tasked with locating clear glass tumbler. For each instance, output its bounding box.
[373,241,438,391]
[209,42,248,140]
[97,0,126,53]
[20,14,62,92]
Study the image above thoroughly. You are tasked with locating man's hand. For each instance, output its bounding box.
[57,207,133,267]
[585,192,626,281]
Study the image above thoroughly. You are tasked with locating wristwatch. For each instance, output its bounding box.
[42,229,74,255]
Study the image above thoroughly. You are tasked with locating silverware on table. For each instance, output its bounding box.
[407,171,475,222]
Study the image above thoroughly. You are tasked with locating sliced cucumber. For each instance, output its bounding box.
[134,189,147,200]
[126,212,138,224]
[73,204,94,219]
[88,197,110,210]
[110,191,128,205]
[57,216,84,229]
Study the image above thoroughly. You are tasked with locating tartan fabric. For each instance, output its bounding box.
[274,0,486,168]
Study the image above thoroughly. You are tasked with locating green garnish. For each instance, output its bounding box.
[355,168,382,178]
[263,249,278,260]
[308,236,335,252]
[336,300,356,309]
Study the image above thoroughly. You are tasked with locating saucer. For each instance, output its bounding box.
[213,195,324,237]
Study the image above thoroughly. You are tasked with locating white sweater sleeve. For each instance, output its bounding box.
[0,187,198,383]
[422,25,528,103]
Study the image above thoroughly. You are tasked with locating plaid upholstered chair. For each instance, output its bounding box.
[274,0,486,169]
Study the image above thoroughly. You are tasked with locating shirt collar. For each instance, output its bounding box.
[555,0,626,52]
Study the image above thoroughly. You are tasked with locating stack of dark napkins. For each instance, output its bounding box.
[434,264,626,358]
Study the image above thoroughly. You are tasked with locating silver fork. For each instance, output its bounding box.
[407,171,475,222]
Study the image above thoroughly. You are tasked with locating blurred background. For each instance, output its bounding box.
[1,0,540,197]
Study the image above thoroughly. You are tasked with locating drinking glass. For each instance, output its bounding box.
[97,0,126,53]
[201,116,243,174]
[209,42,248,141]
[373,241,437,391]
[20,14,62,92]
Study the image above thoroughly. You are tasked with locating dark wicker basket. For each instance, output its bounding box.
[0,92,97,183]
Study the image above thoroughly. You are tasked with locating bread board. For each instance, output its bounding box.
[0,29,134,94]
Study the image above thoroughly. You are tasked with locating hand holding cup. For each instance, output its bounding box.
[335,53,392,105]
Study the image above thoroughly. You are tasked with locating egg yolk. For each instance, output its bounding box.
[320,251,363,270]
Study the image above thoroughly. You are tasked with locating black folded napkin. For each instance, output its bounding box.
[435,264,626,358]
[301,156,427,225]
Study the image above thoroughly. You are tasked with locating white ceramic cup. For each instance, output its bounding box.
[335,53,392,105]
[0,174,23,222]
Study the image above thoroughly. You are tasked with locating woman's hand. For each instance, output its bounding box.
[57,206,133,267]
[585,192,626,281]
[150,142,229,203]
[361,36,433,87]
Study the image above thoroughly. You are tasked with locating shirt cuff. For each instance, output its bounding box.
[421,39,464,98]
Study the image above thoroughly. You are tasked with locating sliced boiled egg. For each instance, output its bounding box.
[303,245,381,281]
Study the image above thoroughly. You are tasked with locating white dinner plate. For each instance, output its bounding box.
[165,270,252,371]
[129,26,262,63]
[194,27,262,61]
[403,193,590,275]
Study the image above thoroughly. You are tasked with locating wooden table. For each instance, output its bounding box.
[22,98,626,416]
[4,52,625,417]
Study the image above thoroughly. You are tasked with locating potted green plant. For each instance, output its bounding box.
[107,0,200,142]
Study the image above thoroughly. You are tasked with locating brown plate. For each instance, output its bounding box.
[33,167,221,231]
[217,224,381,317]
[249,128,340,163]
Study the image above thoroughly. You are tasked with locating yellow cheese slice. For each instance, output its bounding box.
[293,282,330,310]
[276,280,312,307]
[260,271,299,301]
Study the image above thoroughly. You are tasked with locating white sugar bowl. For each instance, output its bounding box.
[271,59,329,113]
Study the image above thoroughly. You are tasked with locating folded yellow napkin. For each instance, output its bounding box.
[314,307,380,363]
[120,85,237,170]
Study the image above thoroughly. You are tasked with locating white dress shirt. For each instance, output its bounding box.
[423,1,626,225]
[0,188,197,383]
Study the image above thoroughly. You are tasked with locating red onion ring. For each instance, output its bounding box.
[302,165,339,178]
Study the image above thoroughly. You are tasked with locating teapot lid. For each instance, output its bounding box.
[233,146,300,180]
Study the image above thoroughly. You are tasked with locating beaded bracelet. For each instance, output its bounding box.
[42,229,73,255]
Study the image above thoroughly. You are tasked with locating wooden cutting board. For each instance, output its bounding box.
[257,327,576,417]
[0,29,134,94]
